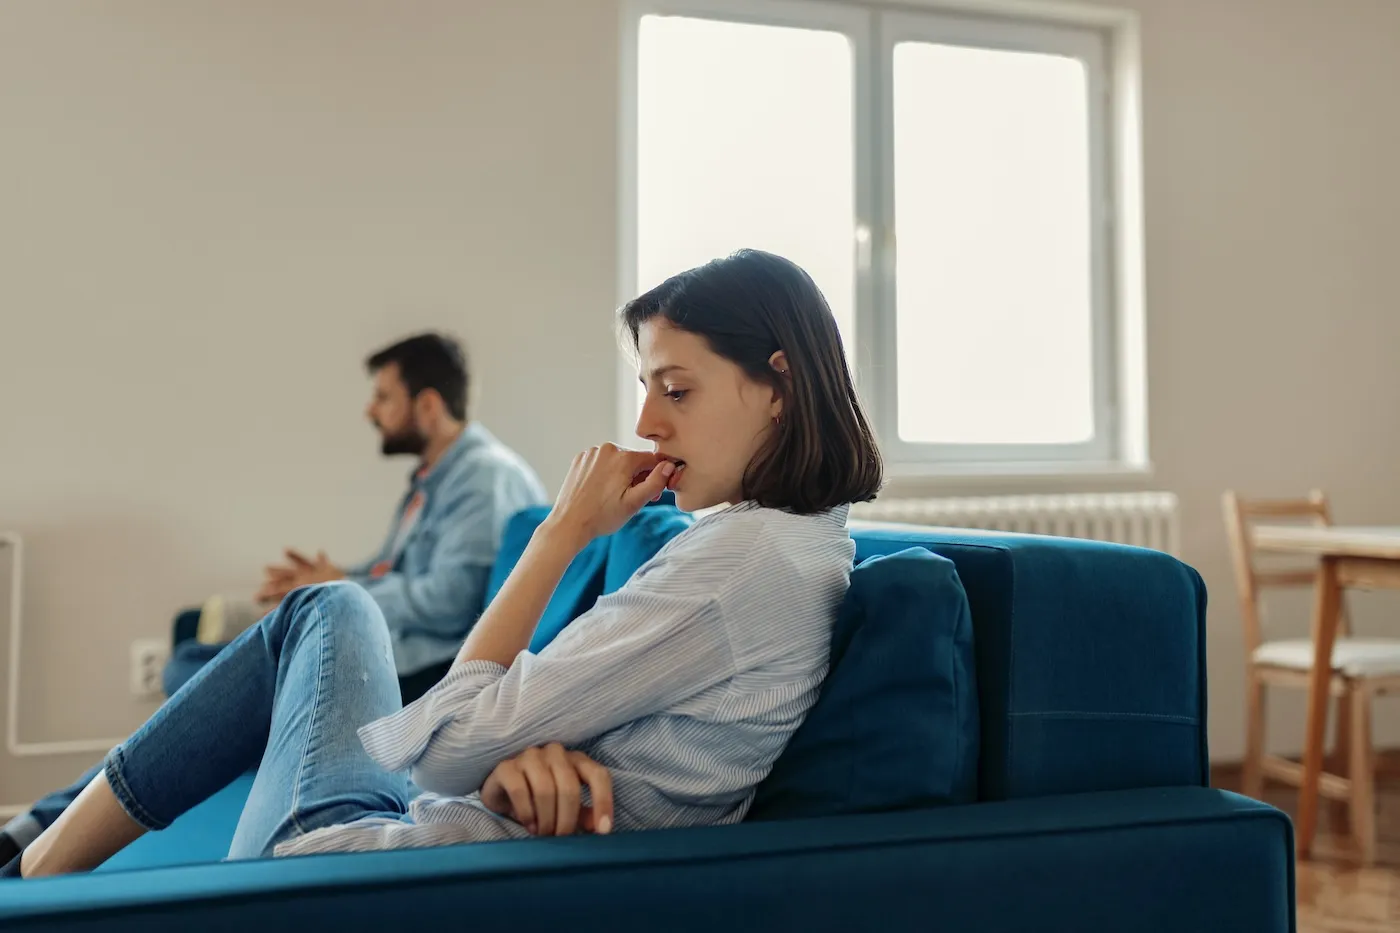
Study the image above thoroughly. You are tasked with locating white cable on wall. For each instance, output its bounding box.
[2,533,126,763]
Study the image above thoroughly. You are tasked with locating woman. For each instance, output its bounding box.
[11,249,883,877]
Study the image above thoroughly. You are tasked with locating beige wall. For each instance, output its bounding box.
[0,0,622,802]
[1120,0,1400,766]
[1,0,1398,805]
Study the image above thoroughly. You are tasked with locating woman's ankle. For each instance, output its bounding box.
[18,772,146,877]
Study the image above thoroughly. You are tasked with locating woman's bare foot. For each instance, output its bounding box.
[20,770,146,877]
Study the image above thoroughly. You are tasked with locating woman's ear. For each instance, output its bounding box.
[768,350,790,420]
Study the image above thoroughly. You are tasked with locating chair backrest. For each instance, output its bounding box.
[1221,490,1343,654]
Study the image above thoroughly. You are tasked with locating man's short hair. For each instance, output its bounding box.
[366,333,469,421]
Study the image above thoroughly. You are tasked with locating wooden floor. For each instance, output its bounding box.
[1213,769,1400,932]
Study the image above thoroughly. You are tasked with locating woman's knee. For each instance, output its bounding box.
[304,581,378,617]
[307,582,383,627]
[274,583,390,652]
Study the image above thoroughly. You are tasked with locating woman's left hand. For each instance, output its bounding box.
[545,444,675,545]
[481,744,615,836]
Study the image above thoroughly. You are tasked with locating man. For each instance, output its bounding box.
[0,332,547,866]
[169,332,548,700]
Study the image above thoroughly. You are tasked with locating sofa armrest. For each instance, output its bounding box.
[0,789,1292,933]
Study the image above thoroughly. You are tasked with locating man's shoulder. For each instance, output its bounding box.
[444,426,546,500]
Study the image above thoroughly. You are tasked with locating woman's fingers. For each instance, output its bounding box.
[545,744,582,836]
[488,745,615,837]
[622,459,676,510]
[570,752,615,834]
[520,748,556,836]
[481,760,537,832]
[548,445,671,542]
[500,765,537,833]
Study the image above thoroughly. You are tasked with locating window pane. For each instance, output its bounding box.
[893,42,1095,445]
[636,15,855,367]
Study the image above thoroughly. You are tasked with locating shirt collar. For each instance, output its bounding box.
[708,500,851,528]
[411,422,487,489]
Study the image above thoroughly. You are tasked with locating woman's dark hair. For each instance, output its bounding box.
[366,332,469,421]
[620,249,883,514]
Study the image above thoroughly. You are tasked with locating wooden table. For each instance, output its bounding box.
[1250,524,1400,857]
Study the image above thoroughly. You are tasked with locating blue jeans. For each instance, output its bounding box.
[13,595,449,856]
[50,584,412,860]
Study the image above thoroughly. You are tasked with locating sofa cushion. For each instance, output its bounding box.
[485,497,694,654]
[748,547,978,821]
[603,503,694,594]
[485,507,609,654]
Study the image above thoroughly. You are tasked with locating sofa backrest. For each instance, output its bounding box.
[485,504,1209,807]
[850,523,1209,802]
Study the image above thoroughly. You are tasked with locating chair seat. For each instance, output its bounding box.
[1254,638,1400,677]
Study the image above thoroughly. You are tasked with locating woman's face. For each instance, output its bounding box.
[634,319,783,512]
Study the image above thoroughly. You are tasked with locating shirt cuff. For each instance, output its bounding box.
[357,659,509,771]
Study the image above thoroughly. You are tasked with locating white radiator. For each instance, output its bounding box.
[850,492,1180,555]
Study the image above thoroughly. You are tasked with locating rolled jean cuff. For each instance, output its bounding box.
[103,746,170,832]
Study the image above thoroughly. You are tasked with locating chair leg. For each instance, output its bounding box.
[1348,687,1376,866]
[1325,687,1354,832]
[1243,670,1266,799]
[1331,688,1352,778]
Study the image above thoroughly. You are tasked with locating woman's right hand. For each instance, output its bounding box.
[481,743,615,837]
[545,444,675,546]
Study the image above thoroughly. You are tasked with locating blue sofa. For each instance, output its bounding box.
[0,505,1294,932]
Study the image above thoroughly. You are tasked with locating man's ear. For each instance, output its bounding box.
[413,388,444,426]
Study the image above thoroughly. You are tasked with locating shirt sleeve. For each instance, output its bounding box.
[356,556,735,797]
[352,489,495,641]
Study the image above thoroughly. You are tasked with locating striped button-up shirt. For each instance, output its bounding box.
[276,500,854,857]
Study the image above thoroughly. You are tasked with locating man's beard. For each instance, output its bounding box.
[379,427,428,457]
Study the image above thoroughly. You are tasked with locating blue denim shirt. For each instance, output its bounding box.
[346,423,548,676]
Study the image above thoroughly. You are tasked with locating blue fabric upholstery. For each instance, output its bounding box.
[482,506,547,607]
[750,548,978,820]
[2,513,1290,933]
[850,526,1209,802]
[484,507,609,654]
[3,789,1292,933]
[484,496,691,654]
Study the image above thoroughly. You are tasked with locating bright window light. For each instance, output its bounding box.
[893,42,1095,445]
[635,14,856,351]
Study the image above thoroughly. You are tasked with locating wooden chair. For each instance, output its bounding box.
[1223,490,1400,864]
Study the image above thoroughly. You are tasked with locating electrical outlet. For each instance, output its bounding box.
[130,638,168,699]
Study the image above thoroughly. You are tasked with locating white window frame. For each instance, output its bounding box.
[617,0,1148,479]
